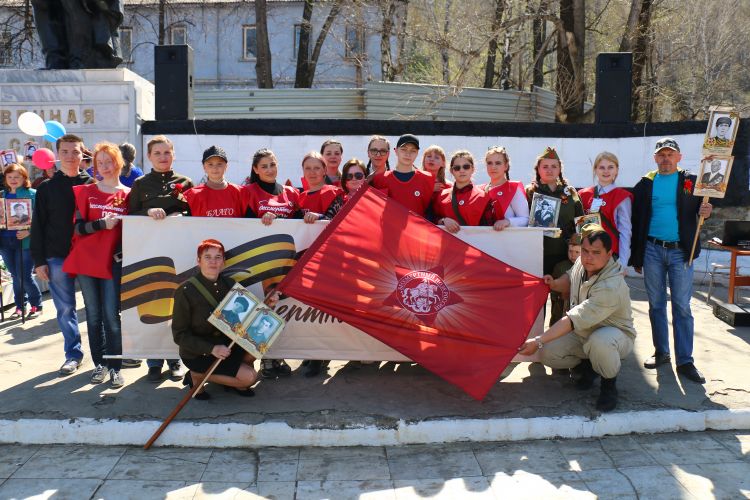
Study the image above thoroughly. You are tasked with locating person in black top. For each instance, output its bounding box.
[172,239,258,399]
[128,135,192,382]
[30,134,93,376]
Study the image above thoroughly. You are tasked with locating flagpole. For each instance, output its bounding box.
[144,340,236,450]
[688,196,710,266]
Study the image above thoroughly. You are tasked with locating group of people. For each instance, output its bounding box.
[3,130,712,411]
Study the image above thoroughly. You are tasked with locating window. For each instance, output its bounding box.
[170,25,187,45]
[345,25,364,59]
[119,27,133,62]
[243,25,257,60]
[0,30,11,66]
[293,24,307,61]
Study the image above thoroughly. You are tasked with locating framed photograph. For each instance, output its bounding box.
[702,106,739,155]
[210,284,259,332]
[5,198,32,230]
[241,309,284,355]
[528,193,561,228]
[694,156,734,198]
[207,283,285,359]
[0,149,18,168]
[574,213,602,234]
[0,200,6,230]
[24,141,39,162]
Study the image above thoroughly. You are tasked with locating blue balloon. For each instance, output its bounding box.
[43,120,66,142]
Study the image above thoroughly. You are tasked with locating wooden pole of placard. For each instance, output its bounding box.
[144,340,236,450]
[688,195,710,266]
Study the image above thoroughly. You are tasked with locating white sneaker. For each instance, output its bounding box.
[60,358,82,376]
[109,369,125,388]
[90,364,107,384]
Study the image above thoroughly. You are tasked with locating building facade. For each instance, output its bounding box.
[0,0,394,90]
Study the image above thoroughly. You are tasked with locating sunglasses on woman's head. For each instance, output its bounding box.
[346,172,365,180]
[451,164,472,171]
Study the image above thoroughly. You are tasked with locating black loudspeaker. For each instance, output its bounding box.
[154,45,193,121]
[595,52,632,124]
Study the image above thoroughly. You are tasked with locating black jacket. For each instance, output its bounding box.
[30,169,93,267]
[630,169,702,268]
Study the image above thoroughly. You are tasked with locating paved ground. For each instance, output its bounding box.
[1,277,748,429]
[0,431,748,499]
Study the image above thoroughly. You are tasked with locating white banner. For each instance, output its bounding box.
[121,217,545,361]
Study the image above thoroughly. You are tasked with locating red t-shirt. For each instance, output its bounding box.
[241,183,301,218]
[298,185,343,214]
[184,183,243,217]
[371,170,434,216]
[64,184,130,279]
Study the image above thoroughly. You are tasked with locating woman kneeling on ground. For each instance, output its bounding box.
[171,239,258,400]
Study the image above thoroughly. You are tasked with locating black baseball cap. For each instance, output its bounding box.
[202,145,228,163]
[396,134,420,149]
[654,137,680,153]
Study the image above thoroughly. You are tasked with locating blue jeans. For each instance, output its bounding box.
[47,257,84,361]
[0,237,42,310]
[643,241,695,365]
[78,262,122,371]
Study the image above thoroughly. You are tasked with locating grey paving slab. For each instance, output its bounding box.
[94,479,198,499]
[0,478,102,500]
[393,476,495,499]
[257,447,299,482]
[473,441,570,475]
[256,480,297,499]
[0,444,38,479]
[576,468,640,498]
[107,447,212,481]
[11,444,125,479]
[386,444,482,480]
[488,471,593,500]
[297,446,390,481]
[616,465,697,500]
[200,449,257,483]
[193,481,259,499]
[555,438,615,471]
[636,432,742,465]
[296,479,396,500]
[709,431,750,460]
[669,462,750,500]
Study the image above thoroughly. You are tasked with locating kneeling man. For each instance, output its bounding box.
[519,225,636,412]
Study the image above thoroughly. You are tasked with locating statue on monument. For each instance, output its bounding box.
[31,0,125,69]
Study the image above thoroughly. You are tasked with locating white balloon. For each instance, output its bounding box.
[18,112,48,137]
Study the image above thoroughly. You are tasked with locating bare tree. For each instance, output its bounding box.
[556,0,586,122]
[0,0,38,66]
[482,0,506,88]
[532,0,548,88]
[294,0,343,88]
[619,0,653,121]
[255,0,273,88]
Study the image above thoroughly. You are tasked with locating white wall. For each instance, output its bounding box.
[143,132,707,189]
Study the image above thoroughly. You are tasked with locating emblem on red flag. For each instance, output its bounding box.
[385,265,463,325]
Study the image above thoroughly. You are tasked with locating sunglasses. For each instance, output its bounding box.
[451,164,472,172]
[346,172,365,180]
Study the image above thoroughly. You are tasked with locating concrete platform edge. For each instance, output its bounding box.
[2,408,749,448]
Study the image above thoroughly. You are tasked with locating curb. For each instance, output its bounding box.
[2,408,749,448]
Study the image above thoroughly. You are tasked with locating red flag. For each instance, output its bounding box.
[276,187,548,400]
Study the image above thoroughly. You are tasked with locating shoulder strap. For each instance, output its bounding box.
[450,187,468,225]
[187,276,219,308]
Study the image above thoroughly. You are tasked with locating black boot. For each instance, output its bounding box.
[572,359,598,390]
[596,377,618,412]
